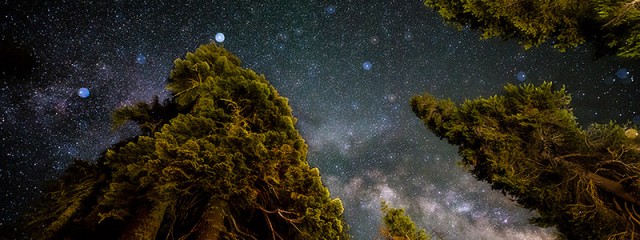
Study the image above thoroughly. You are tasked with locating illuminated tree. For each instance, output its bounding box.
[593,0,640,58]
[27,43,348,240]
[423,0,640,58]
[411,82,640,239]
[379,202,430,240]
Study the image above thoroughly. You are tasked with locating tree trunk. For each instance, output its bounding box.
[120,200,169,240]
[196,199,227,240]
[586,172,640,206]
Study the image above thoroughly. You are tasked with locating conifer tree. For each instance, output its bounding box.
[379,201,430,240]
[411,82,640,239]
[423,0,640,58]
[27,43,348,239]
[593,0,640,58]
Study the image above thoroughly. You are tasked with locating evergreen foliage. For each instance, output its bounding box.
[411,82,640,239]
[423,0,640,58]
[594,0,640,58]
[27,43,348,239]
[379,202,430,240]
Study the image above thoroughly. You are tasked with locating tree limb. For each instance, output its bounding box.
[586,172,640,206]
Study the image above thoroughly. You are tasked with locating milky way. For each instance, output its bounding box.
[2,1,640,239]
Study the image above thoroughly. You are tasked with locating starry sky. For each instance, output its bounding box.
[1,1,639,239]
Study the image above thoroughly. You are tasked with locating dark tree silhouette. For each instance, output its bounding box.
[422,0,640,58]
[27,43,348,240]
[411,82,640,239]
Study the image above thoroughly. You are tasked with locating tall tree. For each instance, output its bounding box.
[379,201,431,240]
[423,0,640,58]
[26,43,348,239]
[411,82,640,239]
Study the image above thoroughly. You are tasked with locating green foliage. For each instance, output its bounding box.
[423,0,640,58]
[593,0,640,58]
[27,43,348,239]
[423,0,589,50]
[379,201,431,240]
[112,96,180,135]
[411,82,640,239]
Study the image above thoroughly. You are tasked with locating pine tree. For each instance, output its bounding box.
[422,0,640,58]
[411,82,640,239]
[593,0,640,58]
[27,43,348,239]
[379,201,430,240]
[423,0,591,50]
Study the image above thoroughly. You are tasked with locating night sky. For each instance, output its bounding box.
[2,1,640,239]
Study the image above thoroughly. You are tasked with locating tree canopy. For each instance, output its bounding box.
[411,82,640,239]
[379,201,431,240]
[26,43,348,239]
[423,0,640,58]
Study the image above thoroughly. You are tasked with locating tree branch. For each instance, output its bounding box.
[586,172,640,206]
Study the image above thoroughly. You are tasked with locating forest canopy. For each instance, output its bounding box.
[26,43,349,240]
[422,0,640,58]
[411,82,640,239]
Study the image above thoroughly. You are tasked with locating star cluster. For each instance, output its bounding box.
[2,1,640,239]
